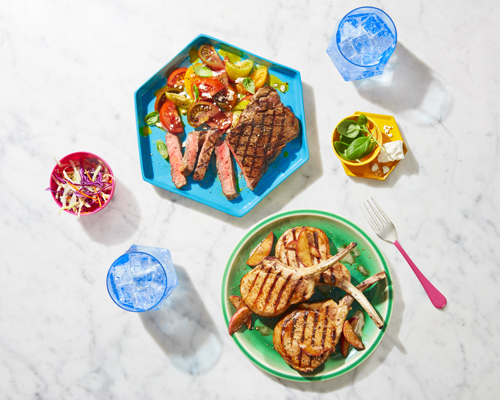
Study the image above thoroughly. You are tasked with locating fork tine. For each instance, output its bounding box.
[361,202,381,231]
[367,198,386,227]
[370,197,391,225]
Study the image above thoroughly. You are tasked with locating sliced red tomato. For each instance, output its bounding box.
[207,112,233,130]
[198,44,225,70]
[186,101,221,127]
[213,83,238,111]
[159,101,183,134]
[194,77,225,100]
[212,69,229,88]
[167,68,188,88]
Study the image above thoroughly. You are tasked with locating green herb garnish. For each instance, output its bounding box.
[156,140,169,160]
[242,77,255,94]
[193,84,200,101]
[144,111,159,126]
[193,64,213,77]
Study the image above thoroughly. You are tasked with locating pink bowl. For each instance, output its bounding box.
[49,152,115,216]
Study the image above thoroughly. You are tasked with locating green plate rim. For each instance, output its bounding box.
[221,209,393,382]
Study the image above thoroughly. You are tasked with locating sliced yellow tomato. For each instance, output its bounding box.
[249,66,268,91]
[225,59,254,81]
[184,63,201,98]
[232,100,250,111]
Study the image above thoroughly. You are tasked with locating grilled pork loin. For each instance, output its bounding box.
[181,130,206,176]
[276,226,384,329]
[239,243,357,318]
[215,139,238,200]
[272,271,387,373]
[193,129,223,181]
[165,132,186,189]
[226,86,300,190]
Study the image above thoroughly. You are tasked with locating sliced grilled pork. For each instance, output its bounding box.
[193,129,223,181]
[276,226,384,329]
[272,272,386,372]
[215,139,238,200]
[239,243,356,318]
[226,86,300,191]
[165,132,186,189]
[181,130,206,176]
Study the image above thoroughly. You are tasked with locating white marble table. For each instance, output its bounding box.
[2,0,499,398]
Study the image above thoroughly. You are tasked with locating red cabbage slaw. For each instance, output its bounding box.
[49,157,114,217]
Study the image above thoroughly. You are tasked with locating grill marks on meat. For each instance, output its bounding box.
[193,129,223,181]
[273,301,337,373]
[239,243,357,318]
[227,86,299,190]
[215,139,238,200]
[272,272,387,373]
[165,132,187,189]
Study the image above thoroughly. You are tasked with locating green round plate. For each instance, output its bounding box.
[221,209,393,382]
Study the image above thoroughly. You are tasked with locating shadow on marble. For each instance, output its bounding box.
[139,265,222,375]
[153,81,323,229]
[79,178,140,245]
[353,43,453,127]
[348,123,420,188]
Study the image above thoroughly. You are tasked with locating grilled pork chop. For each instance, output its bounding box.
[239,243,356,318]
[193,129,223,181]
[165,132,186,189]
[215,139,238,200]
[226,86,300,190]
[276,226,384,329]
[273,271,386,373]
[181,130,206,176]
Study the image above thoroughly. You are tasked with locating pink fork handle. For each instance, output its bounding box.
[393,240,447,309]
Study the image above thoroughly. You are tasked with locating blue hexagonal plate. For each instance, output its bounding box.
[134,34,308,217]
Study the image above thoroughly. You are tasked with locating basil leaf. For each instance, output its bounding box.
[334,141,350,157]
[193,84,199,101]
[344,136,374,160]
[156,140,169,160]
[242,77,255,94]
[337,119,358,136]
[193,64,213,77]
[144,111,159,126]
[345,124,361,138]
[357,114,368,128]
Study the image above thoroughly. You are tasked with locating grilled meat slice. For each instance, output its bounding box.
[193,129,223,181]
[226,86,300,190]
[239,243,356,318]
[165,132,186,189]
[215,139,238,200]
[273,272,387,372]
[273,300,338,373]
[276,226,384,329]
[181,130,206,176]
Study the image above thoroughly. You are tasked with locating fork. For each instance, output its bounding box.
[361,198,447,309]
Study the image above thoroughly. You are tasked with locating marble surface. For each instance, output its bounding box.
[1,0,499,398]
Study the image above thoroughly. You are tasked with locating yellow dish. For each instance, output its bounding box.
[332,112,407,181]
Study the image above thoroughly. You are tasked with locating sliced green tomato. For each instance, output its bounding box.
[186,101,221,127]
[165,92,193,108]
[225,59,254,81]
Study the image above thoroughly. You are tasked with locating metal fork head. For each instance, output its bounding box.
[360,198,398,243]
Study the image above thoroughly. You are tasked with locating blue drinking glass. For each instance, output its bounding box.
[106,245,178,312]
[327,7,397,81]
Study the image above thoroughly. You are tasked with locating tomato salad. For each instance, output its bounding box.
[144,44,273,136]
